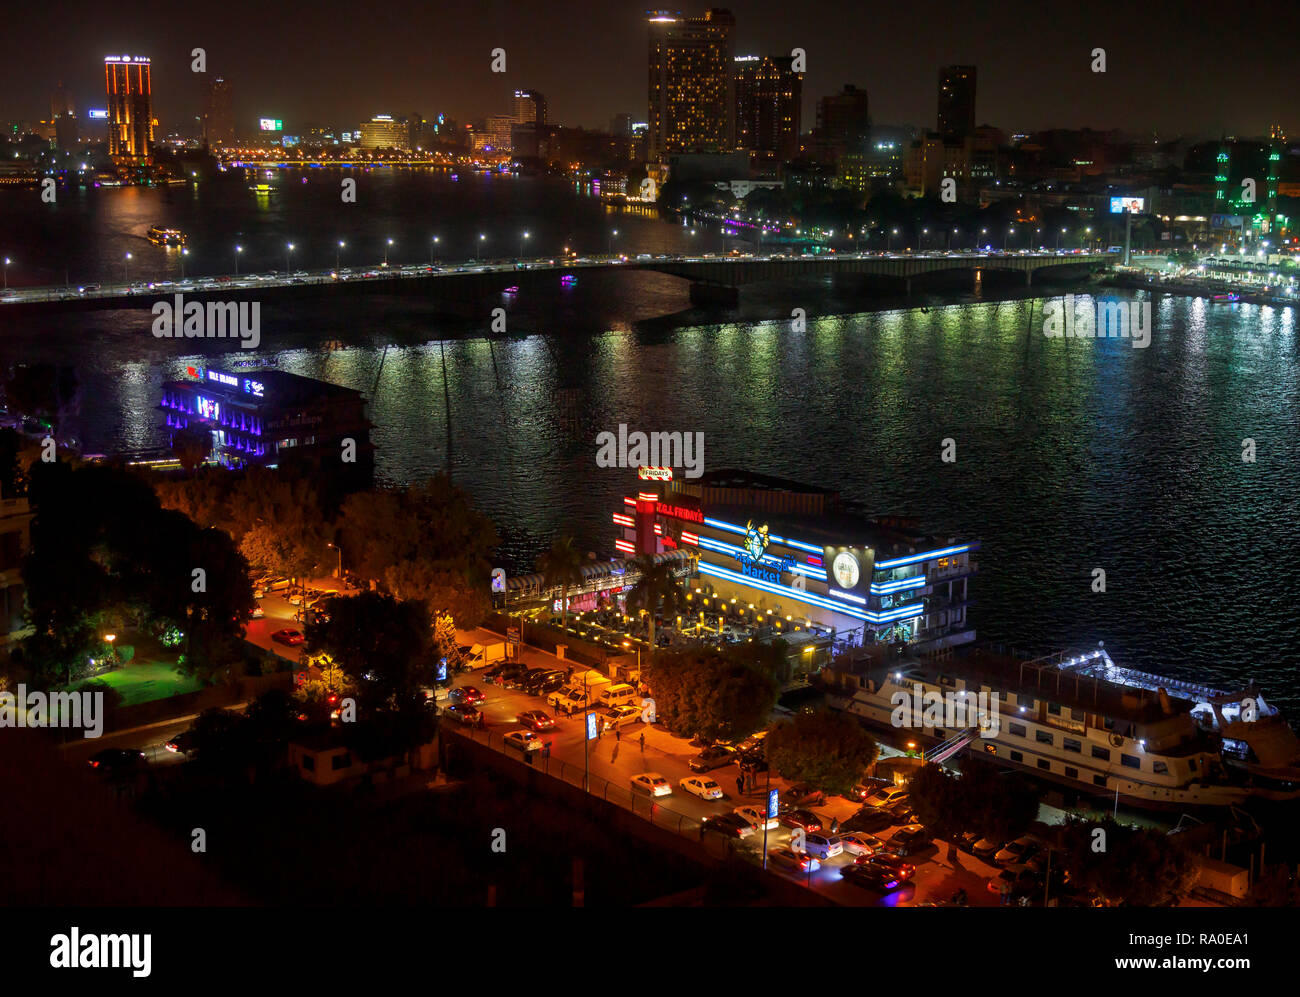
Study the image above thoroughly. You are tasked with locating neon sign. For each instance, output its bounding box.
[638,466,673,481]
[655,501,703,524]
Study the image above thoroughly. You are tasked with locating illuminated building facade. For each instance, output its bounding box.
[160,368,374,487]
[358,115,409,150]
[201,77,235,147]
[613,469,977,650]
[105,55,153,159]
[734,55,801,164]
[647,8,736,160]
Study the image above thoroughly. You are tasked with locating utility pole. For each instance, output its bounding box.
[1123,209,1133,266]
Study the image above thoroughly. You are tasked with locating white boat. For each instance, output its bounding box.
[827,644,1300,809]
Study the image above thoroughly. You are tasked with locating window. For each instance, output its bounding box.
[1009,722,1026,737]
[1063,737,1081,753]
[1064,766,1079,779]
[1121,754,1140,770]
[1091,745,1111,761]
[1093,774,1107,787]
[1153,761,1169,775]
[983,744,997,755]
[1037,759,1051,771]
[301,755,315,771]
[1047,702,1062,716]
[1035,730,1054,746]
[1010,750,1023,763]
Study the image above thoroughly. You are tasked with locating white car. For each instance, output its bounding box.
[503,730,542,753]
[600,704,642,731]
[802,833,844,859]
[840,832,885,857]
[863,786,909,809]
[680,776,724,800]
[733,805,779,831]
[631,772,672,797]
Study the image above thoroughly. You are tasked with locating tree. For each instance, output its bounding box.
[4,363,81,438]
[907,762,966,859]
[765,710,879,795]
[303,591,433,708]
[625,554,686,648]
[537,536,584,632]
[170,425,211,474]
[645,645,779,744]
[956,755,1040,842]
[1057,817,1198,906]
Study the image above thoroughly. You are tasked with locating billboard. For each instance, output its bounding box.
[1110,196,1145,214]
[87,109,108,120]
[259,118,282,131]
[822,545,876,595]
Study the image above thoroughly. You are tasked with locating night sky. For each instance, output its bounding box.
[5,0,1298,137]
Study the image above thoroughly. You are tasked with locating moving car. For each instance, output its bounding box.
[164,730,196,755]
[841,863,906,891]
[778,808,823,833]
[770,848,820,873]
[802,833,844,859]
[859,852,915,882]
[503,729,542,753]
[88,748,145,772]
[443,704,481,725]
[271,629,305,646]
[842,807,893,834]
[988,864,1034,895]
[449,686,484,705]
[600,704,642,731]
[733,805,779,831]
[701,813,754,839]
[515,710,556,732]
[630,772,672,797]
[680,775,724,800]
[251,604,264,619]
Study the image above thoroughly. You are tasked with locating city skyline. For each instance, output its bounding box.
[2,0,1298,139]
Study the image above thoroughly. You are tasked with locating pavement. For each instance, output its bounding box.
[453,625,1007,907]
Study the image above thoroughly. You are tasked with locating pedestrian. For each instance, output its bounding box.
[736,775,744,796]
[830,817,840,835]
[615,726,621,743]
[638,731,645,753]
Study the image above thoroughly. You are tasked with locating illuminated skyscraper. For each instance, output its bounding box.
[105,55,153,159]
[202,76,234,147]
[937,65,976,137]
[647,8,736,160]
[734,55,801,163]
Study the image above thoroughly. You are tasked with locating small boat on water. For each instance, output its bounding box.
[147,226,186,247]
[1211,292,1240,303]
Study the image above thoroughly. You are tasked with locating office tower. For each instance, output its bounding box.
[201,76,234,147]
[937,65,976,136]
[408,112,424,150]
[734,55,801,162]
[647,8,736,160]
[511,90,546,158]
[816,84,870,157]
[51,82,76,149]
[105,55,153,159]
[357,115,408,149]
[610,112,633,137]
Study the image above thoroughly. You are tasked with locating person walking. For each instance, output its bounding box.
[638,731,645,753]
[615,726,621,743]
[736,775,744,796]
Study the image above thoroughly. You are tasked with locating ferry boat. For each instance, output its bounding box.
[147,226,187,247]
[1211,292,1240,303]
[827,644,1300,809]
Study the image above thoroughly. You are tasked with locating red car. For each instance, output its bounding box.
[451,686,484,704]
[778,808,823,833]
[861,852,915,882]
[271,629,305,646]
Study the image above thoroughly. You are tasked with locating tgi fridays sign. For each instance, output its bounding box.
[638,466,673,481]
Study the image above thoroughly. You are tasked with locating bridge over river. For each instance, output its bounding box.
[0,250,1116,317]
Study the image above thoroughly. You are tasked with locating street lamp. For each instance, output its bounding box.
[2,257,9,290]
[519,230,530,260]
[1056,227,1067,252]
[948,227,958,252]
[921,227,929,251]
[609,229,618,257]
[327,542,343,580]
[888,228,898,252]
[477,233,486,261]
[384,237,393,267]
[1003,227,1012,251]
[1085,226,1093,251]
[234,245,243,276]
[336,240,346,271]
[124,252,132,284]
[430,235,440,266]
[285,242,295,278]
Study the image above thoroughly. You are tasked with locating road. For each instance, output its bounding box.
[451,628,1003,907]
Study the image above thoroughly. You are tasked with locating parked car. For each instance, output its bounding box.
[778,808,823,833]
[972,838,1004,861]
[515,710,556,732]
[884,799,916,825]
[679,775,725,800]
[839,832,886,857]
[861,852,915,882]
[164,730,196,755]
[484,662,526,684]
[701,813,754,839]
[534,671,567,695]
[958,830,983,853]
[802,833,844,860]
[630,772,672,797]
[842,807,894,835]
[891,824,930,854]
[783,783,826,807]
[520,669,559,694]
[987,864,1034,895]
[503,729,542,753]
[688,745,737,772]
[271,629,304,646]
[449,686,484,705]
[995,835,1042,867]
[863,786,909,809]
[770,848,820,873]
[733,805,779,831]
[443,704,481,725]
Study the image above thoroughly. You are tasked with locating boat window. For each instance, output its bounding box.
[1037,759,1051,771]
[1009,722,1026,737]
[1121,754,1141,770]
[1065,766,1079,779]
[1035,730,1054,745]
[1047,702,1062,716]
[1010,750,1023,763]
[1091,745,1110,761]
[1063,737,1081,753]
[1153,761,1169,775]
[1092,774,1107,787]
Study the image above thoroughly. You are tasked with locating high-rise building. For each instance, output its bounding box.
[201,76,234,147]
[511,90,546,158]
[734,55,801,163]
[105,55,153,159]
[816,84,870,158]
[647,8,736,160]
[610,112,633,137]
[51,82,76,149]
[937,65,976,136]
[357,115,408,149]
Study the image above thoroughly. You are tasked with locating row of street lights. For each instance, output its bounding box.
[869,225,1097,253]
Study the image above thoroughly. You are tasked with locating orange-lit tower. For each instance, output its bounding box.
[105,55,153,160]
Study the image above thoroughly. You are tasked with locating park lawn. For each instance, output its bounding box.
[67,659,203,707]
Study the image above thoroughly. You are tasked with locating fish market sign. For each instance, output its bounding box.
[734,520,795,583]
